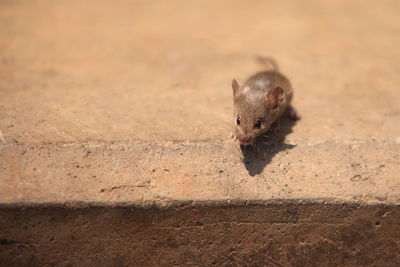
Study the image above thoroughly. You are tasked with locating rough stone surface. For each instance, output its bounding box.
[1,0,400,265]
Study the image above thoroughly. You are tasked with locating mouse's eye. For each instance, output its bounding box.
[236,117,241,125]
[254,119,262,129]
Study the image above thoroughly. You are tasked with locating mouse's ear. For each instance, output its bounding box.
[232,79,240,97]
[265,87,284,110]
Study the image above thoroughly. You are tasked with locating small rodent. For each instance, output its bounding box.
[231,56,300,145]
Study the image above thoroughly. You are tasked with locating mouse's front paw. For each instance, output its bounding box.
[288,106,301,120]
[229,132,237,140]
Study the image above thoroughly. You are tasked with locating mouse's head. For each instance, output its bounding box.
[232,79,283,145]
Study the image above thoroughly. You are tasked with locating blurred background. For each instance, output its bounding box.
[1,0,399,142]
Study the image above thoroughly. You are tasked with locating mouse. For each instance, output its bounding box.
[231,56,300,145]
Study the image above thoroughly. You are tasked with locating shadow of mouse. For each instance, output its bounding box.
[240,116,298,176]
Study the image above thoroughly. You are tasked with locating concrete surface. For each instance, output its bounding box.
[1,0,400,265]
[1,0,399,205]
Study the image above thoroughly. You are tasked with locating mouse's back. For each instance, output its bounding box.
[244,71,291,94]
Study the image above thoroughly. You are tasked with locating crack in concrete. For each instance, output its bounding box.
[99,184,149,193]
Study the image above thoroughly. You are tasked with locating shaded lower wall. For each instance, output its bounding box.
[0,202,399,266]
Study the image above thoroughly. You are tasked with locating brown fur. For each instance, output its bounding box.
[232,69,295,145]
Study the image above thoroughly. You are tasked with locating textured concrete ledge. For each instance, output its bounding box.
[1,137,399,206]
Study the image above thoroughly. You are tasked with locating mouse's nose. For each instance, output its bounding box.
[239,135,252,145]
